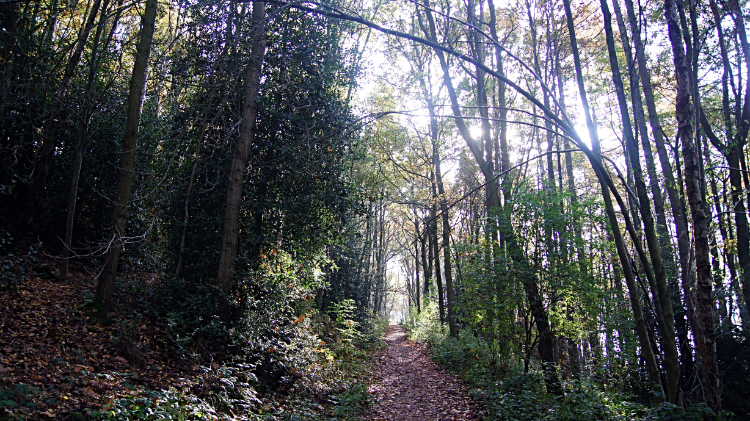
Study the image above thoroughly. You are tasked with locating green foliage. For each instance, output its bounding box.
[79,289,110,325]
[87,389,261,421]
[432,331,494,372]
[0,383,57,421]
[422,330,733,421]
[145,276,227,360]
[451,240,524,361]
[403,299,444,346]
[355,316,389,351]
[75,252,380,420]
[330,383,371,419]
[330,299,361,345]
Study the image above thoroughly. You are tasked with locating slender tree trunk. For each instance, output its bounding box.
[726,145,750,325]
[215,1,267,295]
[61,127,88,281]
[430,192,445,327]
[422,218,430,298]
[525,0,556,259]
[426,211,434,297]
[664,0,720,411]
[487,0,508,180]
[421,0,559,387]
[376,204,387,315]
[487,0,507,349]
[414,216,421,313]
[61,0,113,280]
[554,46,585,274]
[709,156,741,326]
[418,57,457,335]
[554,46,584,376]
[623,0,698,362]
[563,0,665,402]
[175,88,217,277]
[703,143,728,324]
[176,4,241,276]
[96,0,158,309]
[704,0,750,330]
[440,198,456,336]
[422,96,458,338]
[433,132,457,337]
[601,0,683,404]
[27,0,103,227]
[613,0,687,364]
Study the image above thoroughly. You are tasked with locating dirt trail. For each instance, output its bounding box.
[365,325,480,420]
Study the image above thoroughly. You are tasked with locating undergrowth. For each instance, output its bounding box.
[404,302,734,421]
[0,246,387,421]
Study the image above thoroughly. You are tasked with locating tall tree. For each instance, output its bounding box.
[664,0,721,411]
[61,0,119,280]
[96,0,158,308]
[562,0,666,402]
[600,0,682,405]
[215,0,267,296]
[26,0,104,228]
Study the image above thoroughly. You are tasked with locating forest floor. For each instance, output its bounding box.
[0,260,375,420]
[0,257,481,421]
[0,262,203,419]
[365,326,481,421]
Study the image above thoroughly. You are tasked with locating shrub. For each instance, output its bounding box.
[403,299,443,346]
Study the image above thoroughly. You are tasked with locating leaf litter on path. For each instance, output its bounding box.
[365,325,480,421]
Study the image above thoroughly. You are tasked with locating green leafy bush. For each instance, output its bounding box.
[0,383,58,421]
[330,382,371,419]
[87,389,261,421]
[423,330,734,421]
[403,299,443,346]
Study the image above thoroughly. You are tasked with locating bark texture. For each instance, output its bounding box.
[664,0,720,411]
[215,1,267,293]
[96,0,158,308]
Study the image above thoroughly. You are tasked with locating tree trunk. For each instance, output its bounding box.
[664,0,721,411]
[215,0,267,295]
[418,60,457,335]
[426,210,434,297]
[525,0,556,260]
[96,0,158,309]
[563,0,665,402]
[430,175,446,327]
[420,0,560,390]
[175,87,217,277]
[613,0,686,362]
[433,131,457,338]
[414,216,421,314]
[27,0,103,227]
[703,0,750,331]
[623,0,698,365]
[600,0,683,404]
[422,217,431,298]
[61,0,113,280]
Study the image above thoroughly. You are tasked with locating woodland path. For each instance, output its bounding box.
[365,325,481,421]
